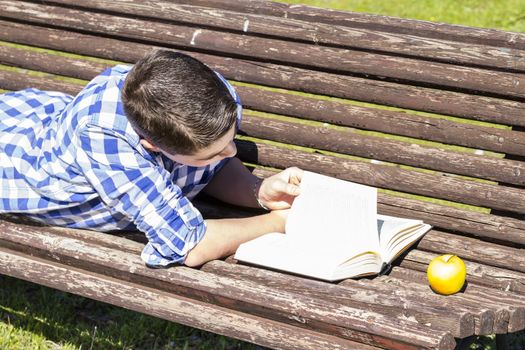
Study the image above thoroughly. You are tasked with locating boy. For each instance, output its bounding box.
[0,49,302,267]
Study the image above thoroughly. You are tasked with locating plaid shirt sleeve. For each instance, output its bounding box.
[76,123,208,267]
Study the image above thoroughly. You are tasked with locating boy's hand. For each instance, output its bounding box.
[258,167,303,210]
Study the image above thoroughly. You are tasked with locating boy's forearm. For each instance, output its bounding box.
[203,157,260,208]
[184,210,286,267]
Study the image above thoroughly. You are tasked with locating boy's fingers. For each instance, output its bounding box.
[286,183,301,196]
[271,181,300,196]
[286,167,303,185]
[281,183,301,197]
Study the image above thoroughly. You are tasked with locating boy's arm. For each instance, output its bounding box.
[203,157,302,210]
[203,157,261,208]
[184,209,288,267]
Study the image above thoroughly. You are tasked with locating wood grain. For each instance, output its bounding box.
[1,20,524,126]
[169,0,525,49]
[41,0,525,72]
[2,44,525,158]
[0,224,456,349]
[236,140,525,214]
[0,247,382,350]
[2,1,524,101]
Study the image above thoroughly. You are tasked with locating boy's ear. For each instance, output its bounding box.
[140,139,161,152]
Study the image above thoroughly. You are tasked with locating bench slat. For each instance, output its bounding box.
[389,265,525,334]
[171,0,525,49]
[220,258,496,336]
[391,258,525,313]
[0,216,498,339]
[0,45,107,82]
[418,230,525,274]
[42,0,525,73]
[1,20,523,126]
[376,196,525,246]
[4,0,524,100]
[241,114,525,185]
[3,44,525,158]
[402,251,525,298]
[0,223,457,349]
[204,265,476,339]
[0,247,382,350]
[237,140,525,214]
[374,269,525,334]
[0,69,80,96]
[238,86,525,157]
[366,274,511,335]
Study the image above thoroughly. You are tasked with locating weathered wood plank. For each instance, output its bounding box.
[418,230,525,274]
[0,215,497,337]
[0,224,456,349]
[370,268,525,334]
[336,280,496,336]
[401,250,525,295]
[3,44,525,157]
[1,20,523,126]
[240,114,525,186]
[0,45,108,80]
[236,140,525,214]
[172,0,525,49]
[3,1,525,100]
[0,69,81,96]
[380,267,525,333]
[238,87,525,157]
[42,0,525,72]
[370,274,513,335]
[376,195,525,246]
[4,213,476,338]
[201,261,477,338]
[0,247,381,350]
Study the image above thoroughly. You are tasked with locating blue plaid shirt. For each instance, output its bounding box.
[0,64,242,266]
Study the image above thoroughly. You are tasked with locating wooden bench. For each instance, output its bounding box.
[0,0,524,349]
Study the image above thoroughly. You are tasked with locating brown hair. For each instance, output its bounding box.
[122,50,238,155]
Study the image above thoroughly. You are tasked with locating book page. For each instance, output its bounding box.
[285,171,379,254]
[377,214,431,262]
[234,232,383,281]
[377,214,422,245]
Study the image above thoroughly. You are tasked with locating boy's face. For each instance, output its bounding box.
[141,125,237,167]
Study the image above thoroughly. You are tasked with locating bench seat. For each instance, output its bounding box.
[0,1,524,349]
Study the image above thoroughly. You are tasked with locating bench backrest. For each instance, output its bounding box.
[2,0,524,236]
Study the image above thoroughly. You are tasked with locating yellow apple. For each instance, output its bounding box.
[427,254,466,295]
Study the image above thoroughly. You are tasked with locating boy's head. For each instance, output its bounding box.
[122,50,239,166]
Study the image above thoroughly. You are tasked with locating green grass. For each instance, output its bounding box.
[1,0,525,349]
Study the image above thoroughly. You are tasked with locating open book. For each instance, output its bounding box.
[234,171,432,281]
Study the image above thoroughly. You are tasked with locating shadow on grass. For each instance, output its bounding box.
[0,275,261,350]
